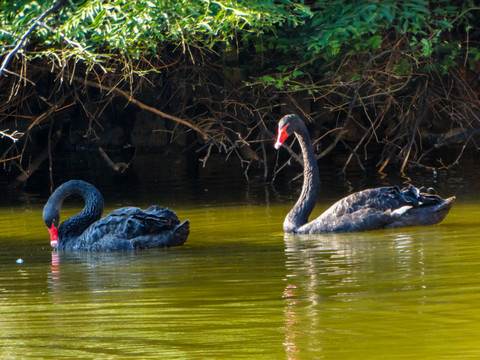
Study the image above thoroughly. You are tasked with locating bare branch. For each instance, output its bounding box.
[74,77,211,140]
[98,147,132,173]
[0,0,68,77]
[0,129,23,142]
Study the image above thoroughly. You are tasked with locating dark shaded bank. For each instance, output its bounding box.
[1,58,479,191]
[2,1,480,188]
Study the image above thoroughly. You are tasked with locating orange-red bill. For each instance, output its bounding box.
[274,124,289,149]
[48,224,59,248]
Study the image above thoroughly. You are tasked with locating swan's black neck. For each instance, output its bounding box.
[284,120,320,233]
[44,180,104,247]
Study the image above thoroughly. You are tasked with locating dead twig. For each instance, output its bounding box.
[98,147,132,173]
[0,129,23,142]
[198,142,213,167]
[73,76,210,140]
[47,120,54,192]
[14,121,63,187]
[400,84,427,174]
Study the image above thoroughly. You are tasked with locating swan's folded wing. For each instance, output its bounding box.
[325,186,447,217]
[299,186,453,234]
[79,207,179,239]
[101,207,181,237]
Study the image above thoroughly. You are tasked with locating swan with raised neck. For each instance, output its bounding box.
[274,114,455,234]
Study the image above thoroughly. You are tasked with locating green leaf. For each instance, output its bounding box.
[292,70,303,78]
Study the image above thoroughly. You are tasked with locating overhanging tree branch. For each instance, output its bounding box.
[74,77,211,140]
[0,0,68,77]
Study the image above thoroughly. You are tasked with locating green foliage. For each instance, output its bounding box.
[255,0,480,88]
[0,0,299,61]
[1,0,479,84]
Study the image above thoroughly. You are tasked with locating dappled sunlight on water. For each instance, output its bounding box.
[1,175,480,359]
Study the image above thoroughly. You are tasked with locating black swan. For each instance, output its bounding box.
[43,180,189,251]
[274,114,455,234]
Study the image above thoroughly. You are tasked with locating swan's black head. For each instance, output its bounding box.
[43,208,59,228]
[274,114,301,149]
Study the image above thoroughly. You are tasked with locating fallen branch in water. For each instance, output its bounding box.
[98,147,132,173]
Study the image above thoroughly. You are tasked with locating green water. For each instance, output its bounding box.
[1,176,480,359]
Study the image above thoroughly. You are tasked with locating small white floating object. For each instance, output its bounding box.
[16,258,23,264]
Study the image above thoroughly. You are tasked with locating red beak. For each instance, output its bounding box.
[48,224,59,248]
[275,124,289,149]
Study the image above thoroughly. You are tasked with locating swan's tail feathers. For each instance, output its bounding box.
[130,220,189,249]
[437,196,456,210]
[431,196,456,223]
[401,185,456,225]
[387,195,455,229]
[170,220,190,247]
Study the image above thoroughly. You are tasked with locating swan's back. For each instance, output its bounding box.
[69,206,189,251]
[296,185,455,234]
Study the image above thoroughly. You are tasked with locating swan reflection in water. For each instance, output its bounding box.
[49,252,61,304]
[281,230,439,358]
[47,250,161,303]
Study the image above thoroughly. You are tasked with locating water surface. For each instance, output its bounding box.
[1,172,480,359]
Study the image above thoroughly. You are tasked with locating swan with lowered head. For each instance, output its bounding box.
[43,180,189,251]
[274,114,455,234]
